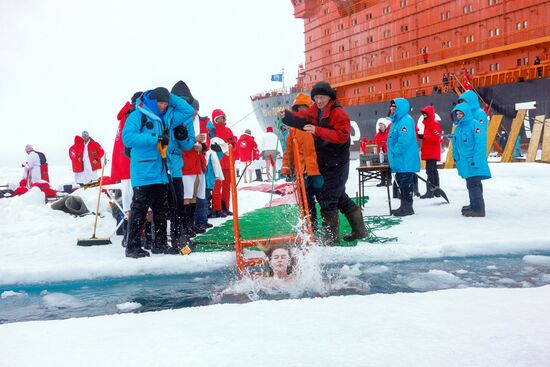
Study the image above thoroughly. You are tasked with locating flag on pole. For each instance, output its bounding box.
[271,74,283,82]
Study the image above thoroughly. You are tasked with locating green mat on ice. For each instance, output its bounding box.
[193,196,400,253]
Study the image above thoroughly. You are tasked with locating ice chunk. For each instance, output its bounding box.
[42,292,84,309]
[405,269,465,291]
[523,255,550,267]
[486,265,498,270]
[364,265,390,274]
[455,269,468,274]
[116,302,142,312]
[1,290,25,299]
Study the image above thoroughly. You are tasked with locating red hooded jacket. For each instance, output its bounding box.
[69,136,104,173]
[237,133,258,163]
[420,105,442,160]
[213,122,236,170]
[374,127,389,153]
[110,102,132,181]
[182,116,211,175]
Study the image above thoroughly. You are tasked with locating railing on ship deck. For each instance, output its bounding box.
[337,62,550,107]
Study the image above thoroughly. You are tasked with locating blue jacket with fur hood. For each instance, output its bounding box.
[451,103,491,180]
[387,98,420,173]
[122,92,195,187]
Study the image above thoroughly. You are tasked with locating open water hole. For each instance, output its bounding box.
[1,251,549,324]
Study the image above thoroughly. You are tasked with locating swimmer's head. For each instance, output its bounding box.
[265,245,294,278]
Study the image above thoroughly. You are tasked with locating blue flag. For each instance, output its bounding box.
[271,74,283,82]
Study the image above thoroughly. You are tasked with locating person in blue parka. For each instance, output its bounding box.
[458,90,488,130]
[451,103,491,217]
[387,98,420,216]
[165,81,197,249]
[122,87,195,258]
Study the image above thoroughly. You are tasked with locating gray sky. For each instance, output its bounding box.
[0,0,303,168]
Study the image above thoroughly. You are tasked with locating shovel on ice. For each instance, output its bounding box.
[77,157,112,246]
[413,173,449,203]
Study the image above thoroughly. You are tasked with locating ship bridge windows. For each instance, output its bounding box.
[464,35,474,43]
[339,44,345,52]
[384,55,393,63]
[403,79,411,87]
[441,11,451,21]
[401,51,410,59]
[401,25,409,32]
[421,76,430,84]
[366,35,374,43]
[368,86,375,93]
[385,83,392,90]
[337,23,344,31]
[383,30,391,38]
[383,6,391,14]
[366,13,373,20]
[400,0,407,8]
[463,4,473,14]
[352,18,358,26]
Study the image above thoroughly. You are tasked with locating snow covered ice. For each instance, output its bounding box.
[1,162,550,366]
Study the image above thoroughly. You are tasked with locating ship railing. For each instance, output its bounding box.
[250,86,305,101]
[337,63,548,107]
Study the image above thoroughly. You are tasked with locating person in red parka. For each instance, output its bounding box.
[111,92,142,213]
[419,105,442,198]
[374,120,391,186]
[236,129,258,184]
[69,131,104,185]
[374,121,389,154]
[210,108,237,217]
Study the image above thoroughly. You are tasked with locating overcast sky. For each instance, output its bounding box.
[0,0,304,169]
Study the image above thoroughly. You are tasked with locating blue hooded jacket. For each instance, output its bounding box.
[457,90,488,130]
[387,98,420,173]
[451,103,491,180]
[122,91,195,187]
[164,94,196,178]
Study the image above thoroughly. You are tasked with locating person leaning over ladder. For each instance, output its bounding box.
[279,81,368,244]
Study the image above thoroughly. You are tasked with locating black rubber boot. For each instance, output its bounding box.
[126,247,150,258]
[462,209,485,217]
[343,207,368,241]
[320,209,340,245]
[255,169,263,182]
[393,187,415,217]
[221,201,232,216]
[413,175,421,197]
[461,205,470,213]
[121,218,128,248]
[183,205,196,237]
[392,181,400,199]
[143,221,153,250]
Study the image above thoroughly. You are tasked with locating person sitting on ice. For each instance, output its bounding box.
[451,103,491,217]
[22,144,43,186]
[69,131,105,186]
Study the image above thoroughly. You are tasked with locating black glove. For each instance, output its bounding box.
[173,125,188,141]
[158,134,170,146]
[210,143,222,153]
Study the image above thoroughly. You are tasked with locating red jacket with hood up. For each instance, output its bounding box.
[420,105,442,160]
[110,102,132,181]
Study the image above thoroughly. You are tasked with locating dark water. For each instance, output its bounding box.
[1,252,549,324]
